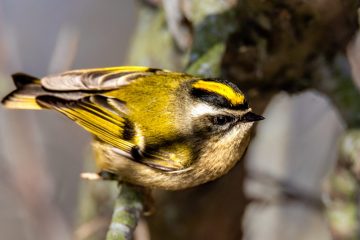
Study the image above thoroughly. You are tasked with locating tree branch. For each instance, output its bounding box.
[106,184,144,240]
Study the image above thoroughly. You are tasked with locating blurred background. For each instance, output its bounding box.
[1,1,360,240]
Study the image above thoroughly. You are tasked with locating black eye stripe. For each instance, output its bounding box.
[191,88,249,110]
[212,115,235,125]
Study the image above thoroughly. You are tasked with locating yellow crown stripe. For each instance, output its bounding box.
[192,80,245,105]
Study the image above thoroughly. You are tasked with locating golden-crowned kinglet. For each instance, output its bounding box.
[2,66,264,190]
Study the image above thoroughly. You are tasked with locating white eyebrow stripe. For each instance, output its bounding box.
[190,103,220,117]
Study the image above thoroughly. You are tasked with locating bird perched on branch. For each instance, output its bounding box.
[2,66,263,190]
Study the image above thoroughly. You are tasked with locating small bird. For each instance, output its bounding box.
[2,66,263,190]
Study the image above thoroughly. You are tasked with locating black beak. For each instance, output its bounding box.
[242,112,265,122]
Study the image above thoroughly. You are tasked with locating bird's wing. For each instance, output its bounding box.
[36,94,186,171]
[37,94,136,153]
[41,66,167,91]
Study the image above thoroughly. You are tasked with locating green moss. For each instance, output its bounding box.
[186,43,225,77]
[189,9,237,66]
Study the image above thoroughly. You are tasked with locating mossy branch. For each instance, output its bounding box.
[106,184,144,240]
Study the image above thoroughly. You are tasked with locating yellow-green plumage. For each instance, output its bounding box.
[106,73,190,145]
[1,66,263,190]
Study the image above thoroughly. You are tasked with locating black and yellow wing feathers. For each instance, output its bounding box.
[37,95,135,152]
[37,94,186,171]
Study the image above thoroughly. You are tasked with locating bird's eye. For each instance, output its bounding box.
[212,115,234,125]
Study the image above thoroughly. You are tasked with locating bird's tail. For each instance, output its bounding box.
[1,73,45,110]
